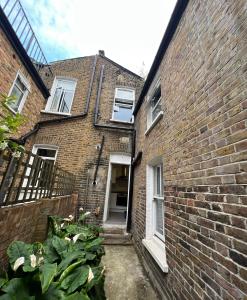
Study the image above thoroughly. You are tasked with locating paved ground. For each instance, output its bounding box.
[101,245,158,300]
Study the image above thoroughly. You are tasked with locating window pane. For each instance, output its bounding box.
[9,84,24,111]
[59,90,74,113]
[151,86,161,107]
[50,88,62,111]
[156,166,160,195]
[113,106,133,122]
[152,102,162,121]
[37,148,56,158]
[116,89,134,100]
[155,198,164,235]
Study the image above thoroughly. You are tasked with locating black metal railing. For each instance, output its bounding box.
[0,0,52,79]
[0,150,76,206]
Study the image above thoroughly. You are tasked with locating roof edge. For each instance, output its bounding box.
[133,0,189,116]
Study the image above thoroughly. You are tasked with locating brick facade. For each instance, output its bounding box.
[132,1,247,299]
[0,27,47,138]
[31,54,143,222]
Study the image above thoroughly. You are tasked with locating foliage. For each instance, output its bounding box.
[0,211,106,299]
[0,94,26,157]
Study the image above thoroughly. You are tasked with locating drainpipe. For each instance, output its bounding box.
[93,135,105,185]
[127,130,136,232]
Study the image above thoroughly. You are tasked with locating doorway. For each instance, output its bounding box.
[103,154,131,226]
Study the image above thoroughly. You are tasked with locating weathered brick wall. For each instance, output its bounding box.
[0,27,47,137]
[133,1,247,299]
[0,193,78,269]
[32,54,143,223]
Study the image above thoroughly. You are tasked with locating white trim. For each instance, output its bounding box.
[103,153,131,223]
[45,76,77,114]
[112,87,135,123]
[142,237,168,272]
[144,159,168,272]
[145,111,163,135]
[41,110,71,117]
[7,70,30,113]
[32,144,59,161]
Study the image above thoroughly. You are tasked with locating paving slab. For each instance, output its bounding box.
[102,245,158,300]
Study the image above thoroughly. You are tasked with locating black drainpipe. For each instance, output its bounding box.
[93,135,105,185]
[127,130,136,232]
[14,55,98,145]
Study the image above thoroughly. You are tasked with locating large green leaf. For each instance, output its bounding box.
[7,241,32,270]
[84,238,104,251]
[64,291,90,300]
[0,278,34,299]
[39,263,57,294]
[57,251,86,274]
[43,239,60,263]
[58,260,84,283]
[60,265,89,294]
[52,236,70,258]
[0,278,7,289]
[38,282,65,300]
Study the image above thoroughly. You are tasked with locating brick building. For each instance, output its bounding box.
[132,0,247,299]
[0,0,247,299]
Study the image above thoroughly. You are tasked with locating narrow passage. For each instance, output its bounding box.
[102,245,158,300]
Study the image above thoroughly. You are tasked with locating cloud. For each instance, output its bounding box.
[21,0,176,74]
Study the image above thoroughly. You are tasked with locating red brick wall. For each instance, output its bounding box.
[0,193,78,269]
[0,27,47,138]
[132,1,247,299]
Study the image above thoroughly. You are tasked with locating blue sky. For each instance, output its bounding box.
[20,0,176,75]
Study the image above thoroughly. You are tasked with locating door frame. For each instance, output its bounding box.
[103,153,131,223]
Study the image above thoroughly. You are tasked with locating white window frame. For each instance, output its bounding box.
[142,158,168,272]
[111,87,135,123]
[44,77,77,116]
[145,77,163,135]
[32,144,58,161]
[7,70,31,114]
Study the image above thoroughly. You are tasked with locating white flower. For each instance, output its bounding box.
[84,212,91,216]
[68,215,74,220]
[30,254,37,268]
[61,223,64,228]
[0,125,10,132]
[73,233,81,243]
[79,207,84,212]
[12,151,21,158]
[38,257,44,265]
[63,218,71,222]
[64,237,71,241]
[87,267,94,283]
[13,257,25,271]
[101,266,106,275]
[0,141,8,150]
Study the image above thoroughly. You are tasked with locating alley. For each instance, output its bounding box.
[102,245,158,300]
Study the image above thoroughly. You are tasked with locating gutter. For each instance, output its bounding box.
[133,0,189,116]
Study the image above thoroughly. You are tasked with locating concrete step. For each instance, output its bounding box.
[102,226,126,235]
[100,232,132,245]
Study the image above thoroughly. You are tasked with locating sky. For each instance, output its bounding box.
[20,0,177,76]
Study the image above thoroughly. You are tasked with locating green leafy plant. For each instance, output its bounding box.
[0,211,106,299]
[0,93,26,157]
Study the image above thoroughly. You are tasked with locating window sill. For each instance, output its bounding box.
[110,119,133,125]
[145,111,163,136]
[41,110,71,116]
[142,237,168,272]
[5,104,18,115]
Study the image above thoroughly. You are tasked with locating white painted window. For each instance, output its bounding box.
[112,88,135,123]
[7,71,30,113]
[45,78,77,114]
[142,158,168,272]
[146,78,163,133]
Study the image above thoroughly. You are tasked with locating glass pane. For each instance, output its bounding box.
[116,89,134,100]
[113,106,133,122]
[59,90,73,113]
[156,166,161,195]
[50,88,62,111]
[57,79,76,91]
[155,198,164,235]
[9,84,24,111]
[115,98,133,106]
[151,86,161,107]
[152,102,162,121]
[37,148,56,158]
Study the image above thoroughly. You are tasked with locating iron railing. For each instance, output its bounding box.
[0,150,76,206]
[0,0,52,80]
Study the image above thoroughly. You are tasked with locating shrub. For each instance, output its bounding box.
[0,211,106,299]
